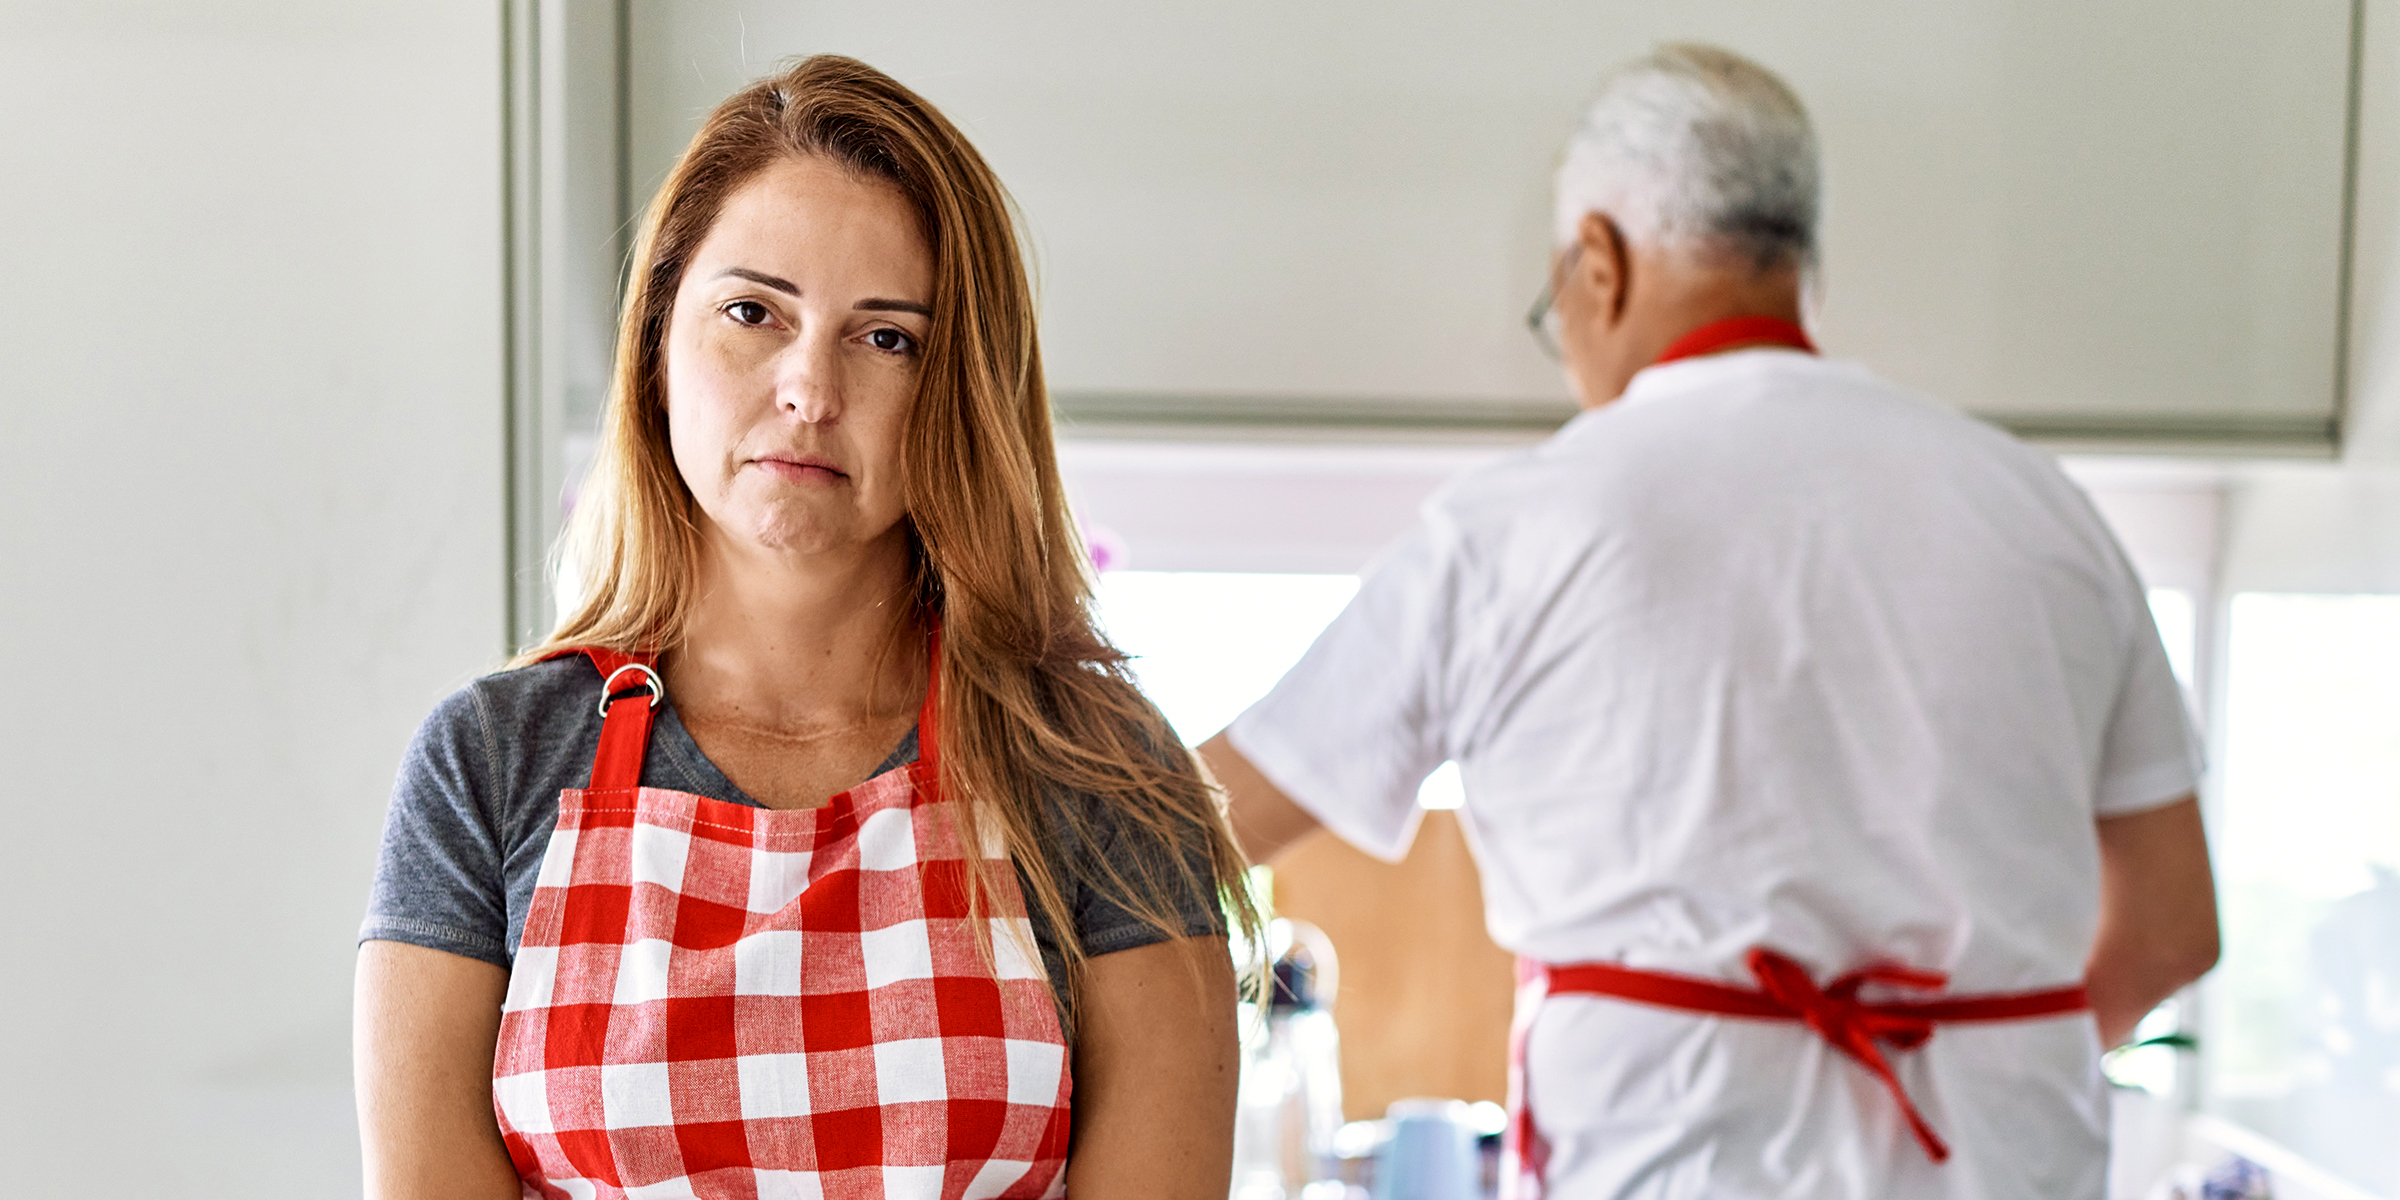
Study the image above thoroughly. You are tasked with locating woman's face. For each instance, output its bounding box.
[663,155,933,566]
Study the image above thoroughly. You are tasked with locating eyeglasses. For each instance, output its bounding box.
[1525,244,1581,362]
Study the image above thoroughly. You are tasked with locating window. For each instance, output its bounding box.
[2148,586,2198,690]
[2206,593,2400,1196]
[1094,570,1471,812]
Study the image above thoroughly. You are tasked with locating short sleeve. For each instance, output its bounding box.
[1228,520,1457,861]
[1040,768,1230,961]
[359,686,513,967]
[2093,596,2205,817]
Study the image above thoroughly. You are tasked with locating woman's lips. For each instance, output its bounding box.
[754,455,845,484]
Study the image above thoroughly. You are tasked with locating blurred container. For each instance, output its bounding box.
[1375,1099,1480,1200]
[1232,919,1347,1200]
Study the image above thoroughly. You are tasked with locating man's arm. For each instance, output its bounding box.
[2084,794,2219,1048]
[1198,730,1323,865]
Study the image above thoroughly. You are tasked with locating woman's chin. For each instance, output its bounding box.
[748,522,843,557]
[728,510,902,564]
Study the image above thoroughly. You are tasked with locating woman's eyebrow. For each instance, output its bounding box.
[711,267,927,316]
[715,266,798,296]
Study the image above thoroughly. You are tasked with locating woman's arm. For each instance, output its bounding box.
[1065,935,1241,1198]
[354,940,522,1200]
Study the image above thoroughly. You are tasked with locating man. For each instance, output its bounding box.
[1200,44,2219,1200]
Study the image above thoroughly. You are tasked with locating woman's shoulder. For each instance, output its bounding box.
[406,654,606,796]
[1037,694,1208,825]
[373,656,606,966]
[1032,728,1230,955]
[454,653,605,732]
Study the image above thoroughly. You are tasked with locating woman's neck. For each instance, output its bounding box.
[667,527,924,731]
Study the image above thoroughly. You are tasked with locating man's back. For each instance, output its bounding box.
[1230,347,2198,1197]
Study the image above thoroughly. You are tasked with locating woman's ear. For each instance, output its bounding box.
[1576,210,1632,327]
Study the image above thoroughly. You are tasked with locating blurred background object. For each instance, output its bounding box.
[1232,918,1349,1200]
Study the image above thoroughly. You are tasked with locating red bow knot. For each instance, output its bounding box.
[1743,948,1954,1163]
[1527,951,2090,1175]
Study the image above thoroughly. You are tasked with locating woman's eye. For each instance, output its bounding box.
[725,300,773,326]
[865,327,916,355]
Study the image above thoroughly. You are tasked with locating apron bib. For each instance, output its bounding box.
[491,637,1072,1200]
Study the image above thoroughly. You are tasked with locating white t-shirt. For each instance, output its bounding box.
[1229,350,2201,1200]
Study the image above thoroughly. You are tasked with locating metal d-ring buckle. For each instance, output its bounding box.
[597,662,666,717]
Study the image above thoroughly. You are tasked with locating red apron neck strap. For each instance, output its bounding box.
[917,622,942,776]
[1652,315,1816,368]
[546,646,662,792]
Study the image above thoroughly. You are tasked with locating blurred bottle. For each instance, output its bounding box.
[1376,1099,1481,1200]
[1231,919,1347,1200]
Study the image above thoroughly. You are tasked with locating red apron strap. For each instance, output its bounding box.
[917,622,942,778]
[1505,959,1554,1198]
[1544,960,1795,1020]
[1875,986,2093,1024]
[1652,315,1816,367]
[1530,948,2091,1165]
[542,647,663,792]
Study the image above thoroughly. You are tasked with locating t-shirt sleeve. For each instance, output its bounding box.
[1227,519,1458,861]
[1046,753,1232,959]
[2092,588,2205,817]
[359,685,513,967]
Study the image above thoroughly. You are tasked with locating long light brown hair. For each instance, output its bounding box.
[519,55,1260,1005]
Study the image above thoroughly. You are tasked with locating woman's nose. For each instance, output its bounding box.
[776,333,842,423]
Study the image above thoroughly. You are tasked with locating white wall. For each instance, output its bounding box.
[1060,441,1502,574]
[0,5,505,1195]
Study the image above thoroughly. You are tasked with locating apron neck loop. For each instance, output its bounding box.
[570,619,942,795]
[584,648,662,792]
[1653,315,1816,368]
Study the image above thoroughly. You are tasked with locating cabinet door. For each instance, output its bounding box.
[624,2,2355,450]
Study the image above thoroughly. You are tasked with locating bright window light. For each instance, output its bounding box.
[1418,761,1465,810]
[1096,570,1470,812]
[2207,592,2400,1195]
[1095,571,1359,745]
[2146,586,2196,688]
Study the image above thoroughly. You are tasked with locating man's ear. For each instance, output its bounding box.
[1577,210,1631,326]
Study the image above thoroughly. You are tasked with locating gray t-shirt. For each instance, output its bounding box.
[361,655,1223,1035]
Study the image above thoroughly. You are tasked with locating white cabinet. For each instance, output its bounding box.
[621,1,2360,454]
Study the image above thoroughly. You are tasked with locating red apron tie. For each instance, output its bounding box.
[1512,948,2089,1180]
[1740,948,1955,1162]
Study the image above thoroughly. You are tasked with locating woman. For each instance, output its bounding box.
[356,56,1258,1199]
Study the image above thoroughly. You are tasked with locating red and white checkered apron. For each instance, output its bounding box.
[492,639,1072,1200]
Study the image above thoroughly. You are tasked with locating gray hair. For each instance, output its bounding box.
[1554,44,1819,270]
